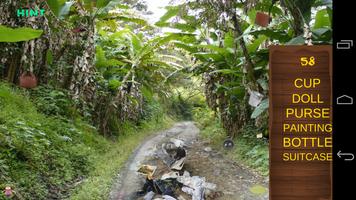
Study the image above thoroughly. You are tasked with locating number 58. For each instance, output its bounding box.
[300,56,315,66]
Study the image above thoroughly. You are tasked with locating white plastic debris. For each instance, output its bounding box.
[171,157,185,170]
[161,172,180,180]
[177,195,187,200]
[158,140,186,170]
[181,186,204,200]
[177,171,216,200]
[248,90,263,107]
[153,196,177,200]
[144,191,155,200]
[204,147,212,152]
[162,195,177,200]
[170,138,185,148]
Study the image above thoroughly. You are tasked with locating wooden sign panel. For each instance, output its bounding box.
[269,46,332,200]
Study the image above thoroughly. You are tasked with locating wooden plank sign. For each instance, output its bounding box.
[269,45,332,200]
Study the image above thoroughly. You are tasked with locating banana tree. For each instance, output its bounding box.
[94,24,187,135]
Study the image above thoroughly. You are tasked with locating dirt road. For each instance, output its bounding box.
[109,122,269,200]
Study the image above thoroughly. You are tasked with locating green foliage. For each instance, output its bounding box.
[54,0,122,19]
[0,1,334,197]
[0,83,107,199]
[312,28,332,44]
[46,50,54,65]
[68,106,173,200]
[113,15,149,26]
[196,112,269,176]
[156,0,332,140]
[192,108,220,138]
[247,35,268,53]
[96,0,112,8]
[286,35,305,45]
[0,82,173,199]
[95,46,124,69]
[0,25,43,42]
[96,27,179,86]
[141,97,163,121]
[93,8,190,135]
[29,86,77,118]
[46,0,61,16]
[235,125,269,176]
[155,6,180,26]
[294,0,315,23]
[251,99,269,119]
[314,9,331,29]
[82,0,120,13]
[169,94,193,120]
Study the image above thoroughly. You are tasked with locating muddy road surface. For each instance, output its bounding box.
[110,122,269,200]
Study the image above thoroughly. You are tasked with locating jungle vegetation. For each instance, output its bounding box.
[0,0,332,199]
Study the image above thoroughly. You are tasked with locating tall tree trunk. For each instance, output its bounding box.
[226,0,259,91]
[281,0,305,36]
[0,0,51,83]
[6,53,21,83]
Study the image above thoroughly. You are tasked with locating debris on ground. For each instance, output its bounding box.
[138,165,157,180]
[223,139,234,149]
[177,171,216,200]
[137,177,182,199]
[203,147,212,152]
[170,157,185,171]
[170,138,185,148]
[111,122,268,200]
[144,191,155,200]
[136,138,217,200]
[161,172,180,180]
[156,139,187,170]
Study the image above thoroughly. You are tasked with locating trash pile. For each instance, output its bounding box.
[136,138,217,200]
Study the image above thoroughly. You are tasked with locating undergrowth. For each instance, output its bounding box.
[0,83,173,200]
[193,107,269,176]
[68,116,173,200]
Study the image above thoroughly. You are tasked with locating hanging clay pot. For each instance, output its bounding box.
[19,72,37,89]
[255,12,271,27]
